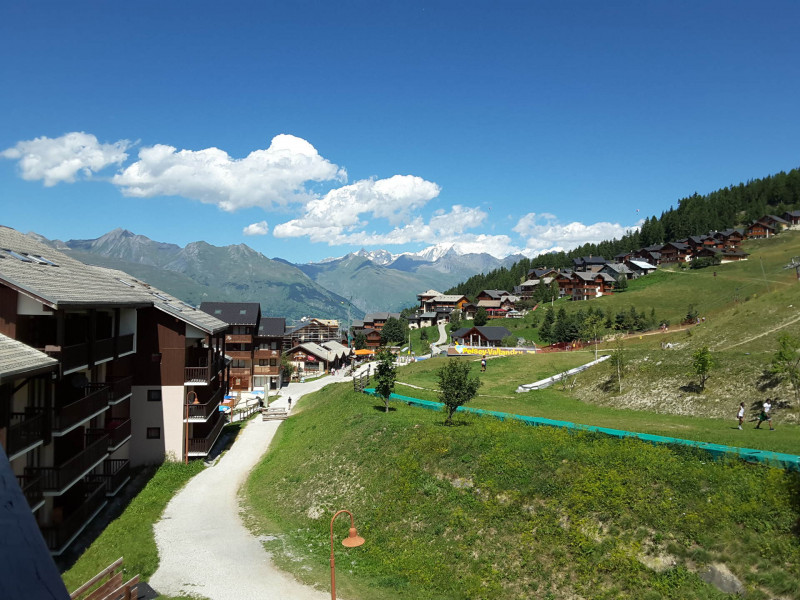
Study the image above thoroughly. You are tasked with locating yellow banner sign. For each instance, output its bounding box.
[446,345,536,357]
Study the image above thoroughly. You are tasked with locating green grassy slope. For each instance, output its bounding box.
[244,383,800,600]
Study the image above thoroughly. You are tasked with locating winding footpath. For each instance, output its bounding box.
[149,366,371,600]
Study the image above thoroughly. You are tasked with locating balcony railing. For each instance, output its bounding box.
[254,348,281,359]
[229,367,251,377]
[16,474,44,512]
[52,386,110,434]
[187,414,226,456]
[41,480,107,553]
[184,386,224,421]
[225,350,252,360]
[107,375,132,403]
[225,333,253,344]
[99,458,130,496]
[7,411,45,457]
[50,334,135,372]
[253,365,280,376]
[106,418,131,449]
[27,432,109,494]
[184,356,226,384]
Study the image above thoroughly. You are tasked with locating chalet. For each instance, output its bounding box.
[451,326,512,348]
[572,256,608,272]
[745,221,776,239]
[286,342,341,377]
[253,317,285,391]
[782,210,800,226]
[416,289,441,308]
[420,293,469,313]
[692,247,750,263]
[406,314,420,330]
[760,215,790,231]
[614,251,634,262]
[476,299,506,318]
[362,312,401,331]
[634,245,663,265]
[625,259,657,277]
[285,318,340,349]
[200,302,260,392]
[600,262,633,280]
[354,327,383,349]
[0,225,229,556]
[571,272,615,301]
[526,267,560,280]
[462,304,478,321]
[659,242,689,264]
[710,229,744,250]
[476,289,511,303]
[555,271,575,298]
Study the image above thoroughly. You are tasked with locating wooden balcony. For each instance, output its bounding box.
[41,479,107,554]
[16,474,44,512]
[98,458,131,496]
[107,375,132,404]
[184,356,226,385]
[254,348,281,359]
[27,432,109,495]
[105,418,132,449]
[53,333,135,372]
[6,410,45,459]
[187,414,226,456]
[229,367,251,377]
[184,386,224,421]
[253,365,280,376]
[225,350,252,360]
[225,333,253,344]
[51,386,111,435]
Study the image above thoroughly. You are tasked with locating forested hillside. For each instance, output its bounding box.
[448,167,800,298]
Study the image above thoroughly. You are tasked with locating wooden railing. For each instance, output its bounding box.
[254,348,281,359]
[187,414,225,455]
[253,365,280,376]
[107,376,132,402]
[16,474,44,511]
[100,459,130,495]
[69,557,139,600]
[225,350,251,360]
[41,480,107,553]
[185,386,224,420]
[106,418,131,448]
[184,356,226,384]
[225,333,252,344]
[52,386,111,433]
[229,367,251,377]
[7,410,45,456]
[27,432,109,493]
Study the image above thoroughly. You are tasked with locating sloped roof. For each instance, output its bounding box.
[627,259,657,270]
[200,302,260,326]
[602,262,632,274]
[0,333,58,384]
[452,326,512,342]
[432,294,466,302]
[321,340,351,359]
[364,312,401,322]
[258,317,285,337]
[289,342,334,362]
[417,289,441,297]
[477,299,502,308]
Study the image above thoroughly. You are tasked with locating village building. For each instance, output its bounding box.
[284,318,341,350]
[286,340,351,377]
[782,210,800,226]
[624,259,658,277]
[659,241,690,264]
[745,220,776,239]
[599,262,634,280]
[451,326,512,348]
[253,317,285,391]
[200,302,260,392]
[570,272,616,300]
[362,312,401,331]
[572,256,609,272]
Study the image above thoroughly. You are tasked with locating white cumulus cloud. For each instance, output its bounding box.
[242,221,269,236]
[1,132,130,186]
[513,212,640,256]
[112,134,346,211]
[273,175,442,241]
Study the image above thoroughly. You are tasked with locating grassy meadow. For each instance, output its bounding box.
[244,382,800,600]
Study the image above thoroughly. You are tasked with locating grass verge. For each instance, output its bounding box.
[244,382,800,599]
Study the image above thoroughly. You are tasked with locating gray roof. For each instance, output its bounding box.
[0,226,150,308]
[364,312,400,322]
[0,333,58,383]
[289,342,334,362]
[321,340,351,359]
[601,262,632,274]
[0,227,228,334]
[200,302,260,326]
[627,259,657,270]
[258,317,285,337]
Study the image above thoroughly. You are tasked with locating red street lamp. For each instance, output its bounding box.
[329,509,364,600]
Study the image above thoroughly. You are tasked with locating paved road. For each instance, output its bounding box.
[150,366,371,600]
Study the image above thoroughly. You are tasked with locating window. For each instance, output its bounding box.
[259,359,268,366]
[146,427,161,439]
[239,309,247,315]
[214,309,222,315]
[147,389,162,402]
[269,359,277,367]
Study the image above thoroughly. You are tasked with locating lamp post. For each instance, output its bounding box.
[329,509,364,600]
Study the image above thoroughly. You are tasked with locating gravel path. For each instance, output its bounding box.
[150,366,371,600]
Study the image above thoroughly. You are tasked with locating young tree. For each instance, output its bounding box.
[582,313,605,360]
[353,331,367,350]
[549,279,560,304]
[615,274,628,291]
[280,354,295,382]
[436,359,482,425]
[474,307,488,326]
[449,309,463,331]
[609,337,626,394]
[539,307,555,344]
[381,317,406,346]
[690,346,717,391]
[420,328,429,342]
[770,333,800,402]
[374,349,397,413]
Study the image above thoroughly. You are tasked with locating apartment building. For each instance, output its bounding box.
[0,225,228,555]
[200,302,260,392]
[254,317,285,391]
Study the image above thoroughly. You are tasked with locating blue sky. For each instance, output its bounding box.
[2,1,799,263]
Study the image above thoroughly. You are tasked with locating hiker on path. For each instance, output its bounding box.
[737,402,745,430]
[287,396,292,410]
[755,399,774,430]
[481,355,487,372]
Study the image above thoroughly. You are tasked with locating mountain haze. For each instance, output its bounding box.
[37,229,362,322]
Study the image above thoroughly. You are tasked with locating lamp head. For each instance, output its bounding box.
[341,527,365,548]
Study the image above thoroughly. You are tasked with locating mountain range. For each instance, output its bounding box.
[30,229,524,319]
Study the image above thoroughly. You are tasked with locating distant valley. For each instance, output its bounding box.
[31,229,523,320]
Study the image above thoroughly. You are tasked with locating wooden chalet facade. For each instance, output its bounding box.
[745,221,776,239]
[254,317,285,391]
[451,326,512,348]
[285,318,341,350]
[200,302,259,392]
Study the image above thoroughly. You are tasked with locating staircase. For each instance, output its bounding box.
[262,406,289,421]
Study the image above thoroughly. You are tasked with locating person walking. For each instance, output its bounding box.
[755,398,774,430]
[287,396,292,411]
[737,402,745,430]
[480,355,487,372]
